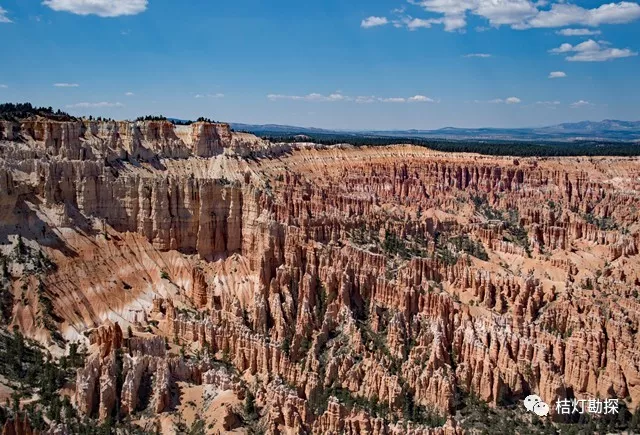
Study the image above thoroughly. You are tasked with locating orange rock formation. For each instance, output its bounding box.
[1,118,639,433]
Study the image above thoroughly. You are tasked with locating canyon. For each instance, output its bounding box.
[1,116,639,434]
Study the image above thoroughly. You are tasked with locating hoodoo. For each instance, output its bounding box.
[1,115,639,433]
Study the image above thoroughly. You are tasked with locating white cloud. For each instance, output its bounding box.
[195,93,225,99]
[549,42,575,53]
[568,48,636,61]
[484,97,522,104]
[379,0,640,32]
[379,95,438,103]
[267,93,349,102]
[267,94,295,101]
[441,15,468,31]
[548,71,567,78]
[550,39,637,61]
[536,100,561,105]
[267,93,438,104]
[409,0,469,31]
[392,12,462,31]
[355,96,377,103]
[43,0,148,17]
[556,28,602,36]
[66,102,124,108]
[125,92,134,96]
[406,18,430,29]
[361,16,389,28]
[379,97,407,103]
[408,95,436,102]
[411,0,538,31]
[570,100,594,108]
[54,83,79,87]
[464,53,492,58]
[326,93,346,101]
[474,0,539,26]
[0,6,12,23]
[391,15,437,30]
[407,17,440,29]
[0,84,8,88]
[522,2,640,29]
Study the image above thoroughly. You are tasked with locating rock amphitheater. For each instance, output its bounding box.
[1,117,639,434]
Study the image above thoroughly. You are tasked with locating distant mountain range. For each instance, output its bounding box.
[230,120,640,142]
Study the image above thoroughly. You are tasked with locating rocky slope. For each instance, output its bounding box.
[1,117,639,434]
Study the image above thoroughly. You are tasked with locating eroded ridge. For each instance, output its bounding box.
[1,119,639,434]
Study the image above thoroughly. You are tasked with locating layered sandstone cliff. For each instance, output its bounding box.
[0,117,271,162]
[1,119,639,434]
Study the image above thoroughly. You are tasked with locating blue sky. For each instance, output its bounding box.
[0,0,638,129]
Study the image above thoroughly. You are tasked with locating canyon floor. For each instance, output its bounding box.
[1,118,640,434]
